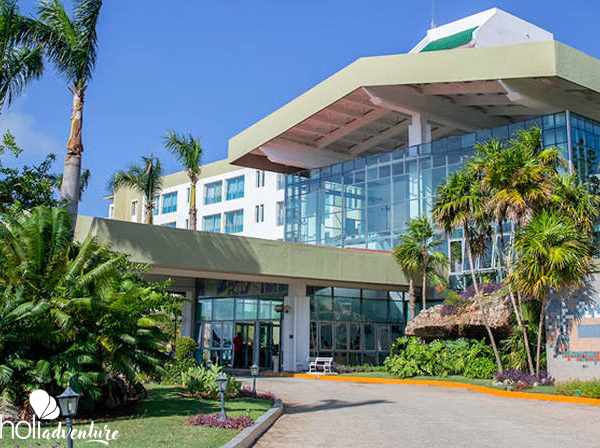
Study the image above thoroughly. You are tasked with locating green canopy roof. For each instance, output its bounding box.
[420,27,478,52]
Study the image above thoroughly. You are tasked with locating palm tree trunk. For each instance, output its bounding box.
[536,295,547,376]
[61,86,86,229]
[189,177,198,230]
[408,278,415,320]
[145,203,153,225]
[463,221,503,373]
[498,220,535,374]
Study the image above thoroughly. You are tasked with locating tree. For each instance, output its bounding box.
[110,155,163,224]
[0,206,168,411]
[393,216,448,319]
[470,138,535,374]
[0,0,44,114]
[510,211,594,375]
[432,170,503,372]
[27,0,103,224]
[552,173,600,234]
[163,130,202,230]
[0,131,61,213]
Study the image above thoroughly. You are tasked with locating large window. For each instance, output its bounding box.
[277,173,285,190]
[162,222,176,228]
[152,196,159,216]
[225,209,243,233]
[204,181,222,205]
[226,176,244,200]
[162,192,177,214]
[203,214,221,233]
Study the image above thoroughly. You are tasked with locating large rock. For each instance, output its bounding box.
[405,295,513,340]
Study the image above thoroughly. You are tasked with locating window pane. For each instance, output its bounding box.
[363,299,388,322]
[235,298,257,320]
[213,298,234,320]
[205,181,222,204]
[349,324,361,350]
[226,176,245,200]
[335,323,347,350]
[320,324,332,350]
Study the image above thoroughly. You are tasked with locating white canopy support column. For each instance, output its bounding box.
[282,280,310,372]
[408,112,432,146]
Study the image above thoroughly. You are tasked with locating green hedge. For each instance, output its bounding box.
[384,336,496,379]
[557,379,600,398]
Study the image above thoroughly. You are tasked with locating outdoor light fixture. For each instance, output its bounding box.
[57,384,81,448]
[274,304,284,313]
[216,372,229,421]
[206,359,213,369]
[250,363,259,396]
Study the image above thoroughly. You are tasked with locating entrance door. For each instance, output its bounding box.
[233,323,254,368]
[258,322,280,369]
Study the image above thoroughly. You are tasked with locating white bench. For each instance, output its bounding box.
[308,357,334,374]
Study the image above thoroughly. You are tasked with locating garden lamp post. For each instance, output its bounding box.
[250,363,259,396]
[57,384,80,448]
[216,372,229,421]
[206,359,213,369]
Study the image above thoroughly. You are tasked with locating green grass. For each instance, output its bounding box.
[0,385,272,448]
[338,372,559,394]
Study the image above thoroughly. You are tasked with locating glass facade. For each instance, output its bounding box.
[226,176,245,200]
[194,279,287,369]
[307,286,433,365]
[285,112,573,288]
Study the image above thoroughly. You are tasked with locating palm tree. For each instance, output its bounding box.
[0,0,44,114]
[393,216,448,318]
[432,170,503,372]
[470,138,536,374]
[110,155,163,224]
[163,130,202,230]
[510,211,594,375]
[27,0,103,223]
[552,173,600,234]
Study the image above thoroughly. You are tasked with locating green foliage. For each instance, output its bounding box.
[165,337,199,384]
[500,302,544,371]
[385,336,496,379]
[182,365,241,400]
[163,129,202,177]
[0,206,170,413]
[0,0,44,112]
[556,379,600,399]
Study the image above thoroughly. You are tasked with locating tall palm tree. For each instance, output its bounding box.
[0,0,44,114]
[511,211,594,375]
[27,0,103,223]
[110,155,163,225]
[552,173,600,234]
[163,130,202,230]
[393,216,448,318]
[432,170,503,372]
[470,138,536,374]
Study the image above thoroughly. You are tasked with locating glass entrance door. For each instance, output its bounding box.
[258,322,280,369]
[233,322,254,368]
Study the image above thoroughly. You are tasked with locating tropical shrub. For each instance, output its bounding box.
[556,379,600,398]
[0,207,170,414]
[181,365,241,400]
[494,369,554,387]
[165,337,198,383]
[384,336,496,379]
[188,413,254,430]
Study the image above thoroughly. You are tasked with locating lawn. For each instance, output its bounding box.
[0,384,273,448]
[337,372,558,394]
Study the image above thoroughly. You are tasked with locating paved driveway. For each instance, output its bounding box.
[243,376,600,448]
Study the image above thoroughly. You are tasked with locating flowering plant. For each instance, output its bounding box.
[188,413,254,430]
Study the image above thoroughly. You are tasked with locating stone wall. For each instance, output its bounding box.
[547,276,600,381]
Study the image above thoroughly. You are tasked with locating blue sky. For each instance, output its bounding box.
[4,0,599,217]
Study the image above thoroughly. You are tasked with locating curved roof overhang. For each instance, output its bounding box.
[229,41,600,172]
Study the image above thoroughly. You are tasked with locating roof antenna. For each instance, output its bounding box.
[430,0,436,29]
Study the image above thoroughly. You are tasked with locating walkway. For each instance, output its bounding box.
[245,376,600,448]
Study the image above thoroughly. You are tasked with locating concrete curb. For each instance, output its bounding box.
[285,373,600,407]
[221,397,284,448]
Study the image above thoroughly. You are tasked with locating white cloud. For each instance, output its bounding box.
[0,112,61,165]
